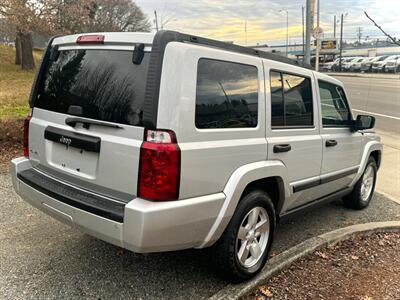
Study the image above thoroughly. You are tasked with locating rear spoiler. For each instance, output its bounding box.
[28,35,61,108]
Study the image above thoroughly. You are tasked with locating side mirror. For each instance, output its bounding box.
[354,115,375,131]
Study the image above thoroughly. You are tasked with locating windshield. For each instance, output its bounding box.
[34,49,150,127]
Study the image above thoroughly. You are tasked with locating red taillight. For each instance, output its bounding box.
[23,115,31,157]
[138,130,180,201]
[76,35,105,44]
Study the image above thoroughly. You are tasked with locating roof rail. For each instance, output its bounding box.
[157,30,313,70]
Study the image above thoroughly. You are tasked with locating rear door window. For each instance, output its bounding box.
[35,49,150,126]
[269,71,313,128]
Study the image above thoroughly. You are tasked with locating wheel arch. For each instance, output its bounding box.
[197,160,290,248]
[241,176,286,216]
[350,140,383,187]
[370,149,381,169]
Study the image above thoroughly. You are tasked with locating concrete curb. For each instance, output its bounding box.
[327,72,400,80]
[209,221,400,300]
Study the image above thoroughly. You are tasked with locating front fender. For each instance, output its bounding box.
[350,140,383,186]
[197,160,290,248]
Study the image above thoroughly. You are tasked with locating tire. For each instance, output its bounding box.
[343,156,377,210]
[212,190,276,282]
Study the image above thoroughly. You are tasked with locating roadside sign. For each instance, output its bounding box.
[321,39,337,50]
[312,26,323,39]
[319,39,339,53]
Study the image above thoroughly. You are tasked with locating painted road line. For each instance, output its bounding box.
[353,109,400,121]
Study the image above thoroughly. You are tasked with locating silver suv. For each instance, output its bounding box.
[11,31,382,281]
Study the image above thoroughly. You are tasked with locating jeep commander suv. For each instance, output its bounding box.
[11,31,382,281]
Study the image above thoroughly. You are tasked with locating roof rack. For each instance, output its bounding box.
[156,30,312,70]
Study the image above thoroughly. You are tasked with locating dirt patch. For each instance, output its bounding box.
[245,232,400,300]
[0,118,24,172]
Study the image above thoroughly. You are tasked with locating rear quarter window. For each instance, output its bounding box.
[195,58,259,129]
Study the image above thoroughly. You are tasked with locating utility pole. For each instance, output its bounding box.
[285,11,288,57]
[357,27,363,44]
[333,15,336,38]
[305,0,312,64]
[302,6,305,58]
[154,10,159,31]
[245,20,247,46]
[339,14,344,72]
[315,0,320,71]
[279,10,289,57]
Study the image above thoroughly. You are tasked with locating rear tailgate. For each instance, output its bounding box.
[28,33,153,201]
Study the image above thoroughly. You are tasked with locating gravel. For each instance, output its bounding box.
[1,172,399,299]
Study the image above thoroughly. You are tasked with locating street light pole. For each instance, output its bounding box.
[315,0,320,71]
[302,6,305,58]
[334,15,336,38]
[279,10,289,57]
[339,13,344,72]
[305,0,312,64]
[285,11,289,57]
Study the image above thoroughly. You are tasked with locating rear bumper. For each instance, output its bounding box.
[11,157,225,253]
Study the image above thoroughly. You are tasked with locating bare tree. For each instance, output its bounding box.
[364,11,400,46]
[0,0,150,70]
[0,0,65,69]
[86,0,151,32]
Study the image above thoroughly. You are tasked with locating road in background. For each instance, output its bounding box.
[334,76,400,135]
[334,75,400,203]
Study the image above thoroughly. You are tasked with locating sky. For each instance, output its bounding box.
[136,0,400,46]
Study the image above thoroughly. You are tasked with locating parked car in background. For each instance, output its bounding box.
[383,55,400,73]
[372,56,392,72]
[360,57,375,72]
[329,58,342,72]
[342,57,358,72]
[322,60,336,72]
[348,57,365,72]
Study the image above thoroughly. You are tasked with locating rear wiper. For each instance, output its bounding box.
[65,117,123,130]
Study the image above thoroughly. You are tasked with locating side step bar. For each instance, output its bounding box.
[279,187,352,222]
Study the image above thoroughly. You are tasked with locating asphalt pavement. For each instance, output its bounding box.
[1,171,399,299]
[332,75,400,203]
[333,75,400,136]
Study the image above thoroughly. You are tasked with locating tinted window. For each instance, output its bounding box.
[318,80,351,126]
[270,71,284,126]
[35,49,149,126]
[195,59,258,129]
[270,71,313,127]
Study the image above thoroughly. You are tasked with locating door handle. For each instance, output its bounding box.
[325,139,338,147]
[273,144,292,153]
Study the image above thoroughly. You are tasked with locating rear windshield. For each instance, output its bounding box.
[34,49,150,126]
